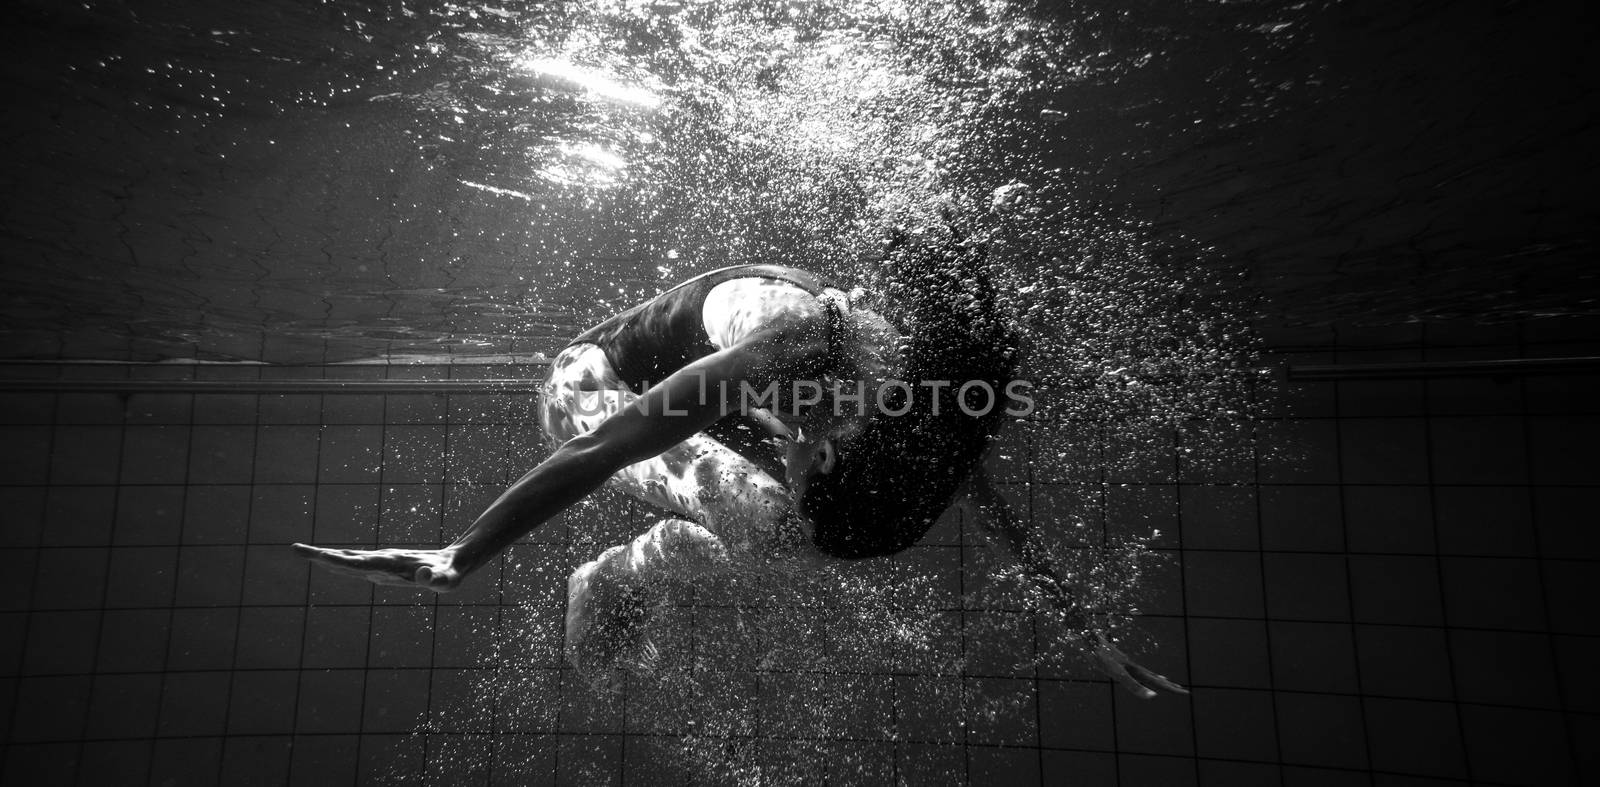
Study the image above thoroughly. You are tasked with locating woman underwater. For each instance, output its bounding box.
[294,230,1185,699]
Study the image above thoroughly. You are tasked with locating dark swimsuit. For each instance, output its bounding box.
[569,263,844,393]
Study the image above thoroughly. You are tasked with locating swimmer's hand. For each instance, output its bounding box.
[1092,633,1189,700]
[292,544,463,592]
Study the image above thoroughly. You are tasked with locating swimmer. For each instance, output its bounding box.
[294,231,1185,698]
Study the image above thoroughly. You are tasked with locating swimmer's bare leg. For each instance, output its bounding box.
[964,467,1188,699]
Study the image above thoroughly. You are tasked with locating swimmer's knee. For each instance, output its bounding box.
[650,518,728,562]
[565,521,726,644]
[573,544,626,577]
[611,519,727,577]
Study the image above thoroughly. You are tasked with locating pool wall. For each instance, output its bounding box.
[1,317,1596,785]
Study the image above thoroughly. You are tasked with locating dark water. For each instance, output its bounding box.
[2,0,1594,365]
[3,4,1595,784]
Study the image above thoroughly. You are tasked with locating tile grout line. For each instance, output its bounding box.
[1416,328,1474,785]
[72,390,130,784]
[214,363,264,783]
[1095,430,1121,787]
[1332,333,1380,785]
[285,356,329,783]
[10,539,1600,563]
[1514,328,1583,781]
[143,373,199,786]
[1028,446,1043,785]
[458,380,506,784]
[416,380,447,782]
[1249,370,1287,784]
[0,379,53,775]
[1174,422,1204,786]
[958,461,970,786]
[350,378,387,784]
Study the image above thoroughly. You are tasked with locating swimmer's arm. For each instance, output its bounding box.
[448,323,829,568]
[296,319,828,589]
[743,407,794,441]
[966,468,1188,700]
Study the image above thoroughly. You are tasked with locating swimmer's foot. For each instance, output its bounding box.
[292,543,464,592]
[1092,633,1189,700]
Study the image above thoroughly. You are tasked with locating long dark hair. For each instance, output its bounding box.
[800,225,1022,558]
